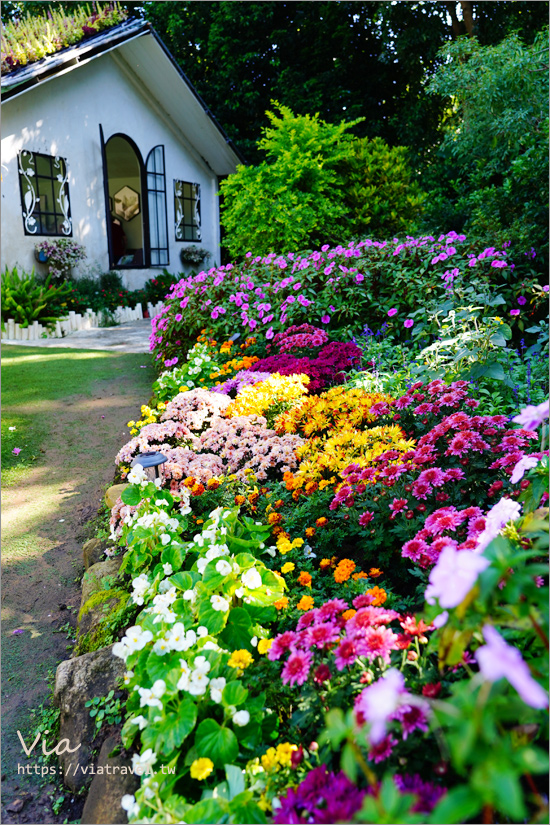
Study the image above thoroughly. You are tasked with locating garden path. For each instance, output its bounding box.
[1,344,154,824]
[2,318,152,353]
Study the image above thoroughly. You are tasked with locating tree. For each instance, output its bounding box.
[219,104,426,257]
[423,29,549,272]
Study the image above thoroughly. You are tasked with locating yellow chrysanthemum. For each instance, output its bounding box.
[225,373,310,421]
[257,638,273,655]
[228,649,254,669]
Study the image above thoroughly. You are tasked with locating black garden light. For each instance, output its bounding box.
[131,451,168,482]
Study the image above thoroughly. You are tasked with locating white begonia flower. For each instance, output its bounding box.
[264,548,276,558]
[197,626,208,637]
[127,464,149,487]
[242,568,262,590]
[250,636,258,647]
[154,478,162,488]
[216,559,232,576]
[202,641,219,651]
[168,518,179,531]
[160,533,171,546]
[155,499,166,507]
[233,710,250,727]
[131,574,150,606]
[177,660,191,691]
[185,629,197,648]
[197,558,209,575]
[303,544,317,559]
[132,748,157,775]
[123,670,134,686]
[158,578,172,593]
[129,715,148,730]
[183,589,196,602]
[153,607,176,624]
[138,679,166,709]
[153,637,171,656]
[164,622,187,651]
[210,676,226,704]
[163,563,174,576]
[235,587,244,598]
[211,594,230,612]
[188,668,210,696]
[232,563,241,575]
[194,655,211,674]
[121,794,140,818]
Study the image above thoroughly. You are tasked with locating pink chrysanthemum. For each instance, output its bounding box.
[281,650,313,686]
[393,704,430,739]
[268,631,298,661]
[307,622,340,650]
[417,467,447,487]
[316,599,348,622]
[334,638,358,670]
[356,626,399,663]
[368,734,397,763]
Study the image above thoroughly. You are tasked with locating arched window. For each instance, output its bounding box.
[99,127,168,269]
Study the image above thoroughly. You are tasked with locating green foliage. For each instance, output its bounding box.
[220,103,360,257]
[425,30,549,273]
[341,137,425,239]
[85,690,124,736]
[145,271,179,305]
[1,265,72,329]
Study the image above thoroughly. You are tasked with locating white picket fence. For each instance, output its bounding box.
[1,301,165,342]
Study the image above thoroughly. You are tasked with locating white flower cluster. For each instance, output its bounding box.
[126,463,150,487]
[112,626,153,661]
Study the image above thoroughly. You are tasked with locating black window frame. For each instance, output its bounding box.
[18,150,72,237]
[174,180,201,242]
[146,145,170,267]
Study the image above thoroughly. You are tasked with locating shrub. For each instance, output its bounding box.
[35,238,87,281]
[1,266,72,329]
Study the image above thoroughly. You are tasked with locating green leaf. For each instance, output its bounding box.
[153,699,198,756]
[195,719,238,767]
[222,680,248,707]
[219,607,254,651]
[429,786,481,824]
[185,798,227,824]
[225,764,245,799]
[169,571,195,591]
[121,485,141,506]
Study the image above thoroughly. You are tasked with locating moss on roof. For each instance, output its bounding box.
[1,2,128,74]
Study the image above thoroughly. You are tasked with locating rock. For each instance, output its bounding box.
[80,734,138,824]
[6,798,26,813]
[77,590,126,642]
[83,538,107,569]
[80,558,123,608]
[105,484,127,510]
[53,647,125,792]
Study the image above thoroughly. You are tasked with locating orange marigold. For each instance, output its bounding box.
[366,586,387,606]
[319,558,332,570]
[342,609,357,621]
[274,597,289,610]
[235,495,246,506]
[305,481,318,495]
[268,512,283,525]
[248,492,259,505]
[274,499,285,508]
[316,517,328,528]
[369,568,383,578]
[352,572,368,581]
[334,559,356,584]
[292,489,302,502]
[297,595,314,611]
[191,483,205,496]
[207,478,221,490]
[183,477,196,489]
[305,527,316,538]
[298,572,312,587]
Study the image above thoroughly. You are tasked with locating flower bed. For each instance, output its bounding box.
[87,234,549,825]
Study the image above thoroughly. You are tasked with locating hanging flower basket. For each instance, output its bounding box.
[34,248,49,263]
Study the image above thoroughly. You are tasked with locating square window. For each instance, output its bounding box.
[18,150,72,236]
[174,180,201,242]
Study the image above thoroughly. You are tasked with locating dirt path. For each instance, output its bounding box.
[1,360,153,824]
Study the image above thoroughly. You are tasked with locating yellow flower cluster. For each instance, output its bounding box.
[228,649,254,669]
[291,424,414,487]
[257,638,272,655]
[127,404,158,435]
[190,757,214,780]
[225,373,310,419]
[277,534,304,555]
[275,387,393,437]
[260,742,298,771]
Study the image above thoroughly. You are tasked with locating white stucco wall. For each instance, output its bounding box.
[1,47,222,290]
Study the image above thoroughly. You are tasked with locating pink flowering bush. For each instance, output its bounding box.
[148,231,544,368]
[253,341,362,393]
[159,388,230,431]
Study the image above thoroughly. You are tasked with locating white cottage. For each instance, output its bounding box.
[1,18,243,289]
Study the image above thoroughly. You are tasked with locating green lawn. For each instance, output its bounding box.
[2,346,155,486]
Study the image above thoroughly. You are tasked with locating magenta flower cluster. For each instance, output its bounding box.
[273,764,366,824]
[270,324,329,353]
[254,341,361,394]
[211,370,272,397]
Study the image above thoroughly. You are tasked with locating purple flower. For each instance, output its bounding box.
[355,669,406,743]
[321,315,330,324]
[517,296,527,305]
[388,308,398,317]
[512,400,549,430]
[12,447,21,455]
[394,775,446,814]
[491,260,507,268]
[510,309,520,316]
[544,285,549,293]
[475,497,522,553]
[476,625,548,708]
[510,455,539,484]
[368,734,397,763]
[425,546,489,608]
[404,319,414,329]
